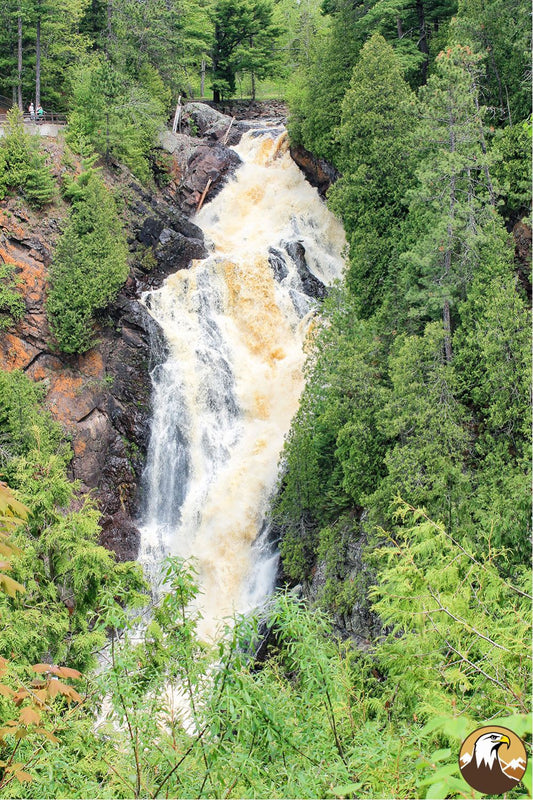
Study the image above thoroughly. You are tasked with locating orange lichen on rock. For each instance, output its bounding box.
[0,334,40,371]
[72,438,87,458]
[78,350,104,379]
[0,211,26,241]
[0,244,18,265]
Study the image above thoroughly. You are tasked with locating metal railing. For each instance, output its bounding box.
[0,110,67,125]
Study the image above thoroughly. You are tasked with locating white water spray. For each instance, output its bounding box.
[139,129,345,640]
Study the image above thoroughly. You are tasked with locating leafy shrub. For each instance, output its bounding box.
[46,169,129,353]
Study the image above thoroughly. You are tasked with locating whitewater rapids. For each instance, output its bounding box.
[139,128,346,640]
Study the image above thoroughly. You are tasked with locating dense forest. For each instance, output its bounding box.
[0,0,531,796]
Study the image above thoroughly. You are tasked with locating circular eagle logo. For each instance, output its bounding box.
[459,725,528,795]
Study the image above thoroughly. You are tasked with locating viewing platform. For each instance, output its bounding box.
[0,110,67,138]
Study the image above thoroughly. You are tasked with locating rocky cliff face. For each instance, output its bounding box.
[0,106,241,561]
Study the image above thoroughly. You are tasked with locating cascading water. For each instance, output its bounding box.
[139,127,346,640]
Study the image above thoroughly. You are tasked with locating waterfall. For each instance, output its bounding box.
[139,128,346,641]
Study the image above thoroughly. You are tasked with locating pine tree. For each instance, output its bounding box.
[328,33,415,316]
[0,106,55,207]
[400,45,502,362]
[211,0,280,102]
[46,169,129,353]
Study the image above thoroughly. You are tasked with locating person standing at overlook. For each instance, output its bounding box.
[28,102,35,120]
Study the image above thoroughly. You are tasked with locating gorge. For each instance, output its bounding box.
[0,2,530,786]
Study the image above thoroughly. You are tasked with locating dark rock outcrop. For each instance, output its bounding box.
[268,247,289,282]
[157,127,242,215]
[277,516,382,649]
[176,143,242,215]
[182,102,241,144]
[289,143,338,198]
[284,241,327,299]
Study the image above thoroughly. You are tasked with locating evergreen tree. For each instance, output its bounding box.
[455,0,531,123]
[107,0,212,98]
[328,33,415,316]
[400,45,501,361]
[453,264,531,559]
[0,0,88,110]
[354,0,458,85]
[0,106,55,207]
[491,119,532,223]
[0,261,25,331]
[287,0,363,162]
[211,0,280,102]
[66,54,170,180]
[46,169,129,354]
[371,322,471,533]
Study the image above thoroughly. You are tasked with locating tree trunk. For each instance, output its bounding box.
[106,0,112,53]
[249,35,255,100]
[442,104,456,365]
[17,11,23,110]
[201,59,205,98]
[35,17,41,108]
[443,300,452,364]
[415,0,429,84]
[396,16,403,38]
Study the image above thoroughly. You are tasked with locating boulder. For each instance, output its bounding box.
[268,247,289,282]
[155,229,206,275]
[183,102,234,141]
[175,143,242,215]
[157,131,198,160]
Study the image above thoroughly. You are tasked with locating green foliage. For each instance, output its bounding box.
[454,0,531,123]
[0,262,25,331]
[328,33,415,314]
[46,168,129,353]
[0,482,28,598]
[211,0,281,101]
[399,46,502,334]
[0,0,88,110]
[0,108,55,208]
[0,369,145,674]
[452,268,531,559]
[491,118,533,221]
[106,0,212,98]
[370,500,531,725]
[66,55,170,181]
[3,546,527,798]
[287,1,363,161]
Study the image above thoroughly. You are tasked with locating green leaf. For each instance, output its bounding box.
[330,782,363,796]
